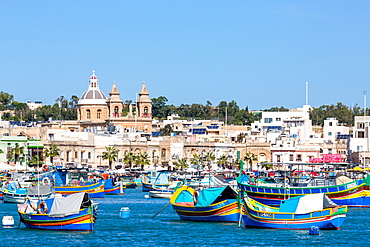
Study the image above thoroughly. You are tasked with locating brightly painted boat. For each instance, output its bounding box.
[54,181,105,198]
[2,183,54,203]
[104,179,125,195]
[242,193,347,230]
[170,185,240,222]
[18,192,97,231]
[237,173,370,207]
[142,171,171,192]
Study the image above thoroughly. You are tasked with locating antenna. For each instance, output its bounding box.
[305,82,309,105]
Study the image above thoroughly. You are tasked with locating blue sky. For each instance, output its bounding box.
[1,1,370,111]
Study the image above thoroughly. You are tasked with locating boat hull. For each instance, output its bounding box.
[149,191,173,198]
[172,200,240,222]
[19,208,96,231]
[3,192,53,204]
[241,196,347,230]
[242,213,346,230]
[54,182,105,198]
[104,185,125,195]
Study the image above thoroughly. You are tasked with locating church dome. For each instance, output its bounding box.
[78,71,107,105]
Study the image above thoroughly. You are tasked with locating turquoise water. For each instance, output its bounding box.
[0,189,368,246]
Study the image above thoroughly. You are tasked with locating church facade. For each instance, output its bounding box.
[77,71,153,133]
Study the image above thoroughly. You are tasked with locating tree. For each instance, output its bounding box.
[190,154,201,169]
[8,143,25,165]
[217,155,229,169]
[0,91,14,110]
[204,152,215,170]
[102,146,119,170]
[174,158,188,171]
[160,124,173,136]
[244,151,257,171]
[152,96,169,119]
[137,152,150,170]
[27,155,43,169]
[260,162,273,170]
[43,144,60,165]
[123,152,136,171]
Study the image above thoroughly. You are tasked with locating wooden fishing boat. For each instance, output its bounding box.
[170,185,240,222]
[142,171,171,192]
[104,179,125,195]
[237,173,370,207]
[18,192,98,231]
[54,181,105,198]
[242,193,347,230]
[2,183,53,203]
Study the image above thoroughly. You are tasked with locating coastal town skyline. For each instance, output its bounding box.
[1,1,370,110]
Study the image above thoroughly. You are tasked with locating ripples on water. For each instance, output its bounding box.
[0,189,368,247]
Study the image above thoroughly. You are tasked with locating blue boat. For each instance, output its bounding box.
[170,185,241,222]
[242,193,347,230]
[104,178,125,195]
[237,173,370,207]
[18,192,98,231]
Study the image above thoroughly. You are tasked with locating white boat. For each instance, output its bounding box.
[149,190,173,198]
[2,182,54,204]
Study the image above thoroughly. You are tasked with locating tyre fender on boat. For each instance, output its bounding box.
[42,177,50,185]
[37,201,48,214]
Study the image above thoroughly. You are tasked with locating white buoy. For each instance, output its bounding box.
[144,195,150,198]
[2,216,14,228]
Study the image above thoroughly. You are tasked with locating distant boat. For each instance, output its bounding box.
[18,192,98,231]
[142,171,171,192]
[104,179,125,195]
[237,173,370,207]
[54,182,105,198]
[242,193,347,230]
[170,185,241,222]
[53,169,105,198]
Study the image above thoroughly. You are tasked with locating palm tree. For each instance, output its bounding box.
[204,152,215,170]
[9,143,25,165]
[190,154,201,169]
[27,155,43,170]
[217,155,229,169]
[43,144,60,165]
[123,152,136,171]
[175,158,188,171]
[102,146,119,170]
[136,152,150,170]
[244,151,257,171]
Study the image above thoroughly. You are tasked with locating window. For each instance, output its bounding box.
[144,106,149,113]
[97,109,101,119]
[328,132,332,136]
[88,152,91,159]
[357,146,363,151]
[329,122,333,126]
[86,110,91,119]
[277,155,281,163]
[114,106,119,114]
[75,152,78,158]
[264,118,273,123]
[296,154,302,161]
[49,134,54,141]
[289,154,294,161]
[328,149,332,154]
[276,118,281,121]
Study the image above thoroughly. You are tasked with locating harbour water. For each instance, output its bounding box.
[0,189,368,246]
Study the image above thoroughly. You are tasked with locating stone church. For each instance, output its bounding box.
[76,71,153,133]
